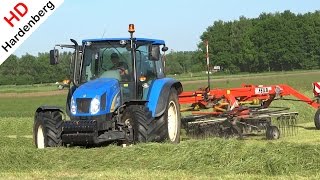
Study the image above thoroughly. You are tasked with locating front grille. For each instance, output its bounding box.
[101,93,106,111]
[76,98,92,113]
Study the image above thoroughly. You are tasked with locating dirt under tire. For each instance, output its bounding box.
[122,105,153,143]
[314,108,320,130]
[266,125,280,140]
[148,88,181,144]
[33,111,63,148]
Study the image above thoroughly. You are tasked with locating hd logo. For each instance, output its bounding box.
[0,0,64,66]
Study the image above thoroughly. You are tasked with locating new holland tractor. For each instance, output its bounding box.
[33,24,183,148]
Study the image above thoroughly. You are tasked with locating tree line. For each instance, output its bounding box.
[1,10,320,85]
[199,10,320,73]
[0,52,71,85]
[162,10,320,74]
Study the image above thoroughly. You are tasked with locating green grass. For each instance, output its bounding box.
[0,84,58,93]
[168,69,320,82]
[181,71,320,91]
[0,95,66,117]
[1,70,320,179]
[1,117,320,179]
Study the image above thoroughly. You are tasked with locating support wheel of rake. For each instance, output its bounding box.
[314,108,320,130]
[33,110,63,149]
[121,105,153,144]
[266,126,280,140]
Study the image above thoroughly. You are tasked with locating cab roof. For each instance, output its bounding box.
[82,38,165,45]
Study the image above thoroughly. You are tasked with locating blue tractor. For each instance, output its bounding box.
[33,24,183,148]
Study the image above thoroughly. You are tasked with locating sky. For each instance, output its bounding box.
[14,0,320,57]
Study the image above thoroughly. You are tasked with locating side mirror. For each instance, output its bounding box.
[162,46,168,52]
[50,49,59,65]
[148,45,160,61]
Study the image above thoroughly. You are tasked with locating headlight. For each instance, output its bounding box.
[90,96,100,115]
[71,97,77,115]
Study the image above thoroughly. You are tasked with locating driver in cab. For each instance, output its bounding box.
[110,53,129,76]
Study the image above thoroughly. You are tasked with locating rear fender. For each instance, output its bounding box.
[147,78,182,117]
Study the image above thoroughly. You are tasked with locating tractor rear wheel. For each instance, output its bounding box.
[33,111,63,148]
[149,88,181,143]
[122,105,153,143]
[314,108,320,129]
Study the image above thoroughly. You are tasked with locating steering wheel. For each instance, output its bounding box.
[117,67,127,75]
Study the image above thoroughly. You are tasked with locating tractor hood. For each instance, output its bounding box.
[71,78,121,116]
[73,78,119,98]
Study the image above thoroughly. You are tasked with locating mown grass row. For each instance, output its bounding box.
[1,117,320,179]
[2,139,320,176]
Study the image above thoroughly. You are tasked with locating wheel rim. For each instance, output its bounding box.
[272,132,278,139]
[273,130,279,139]
[168,101,178,142]
[37,125,45,149]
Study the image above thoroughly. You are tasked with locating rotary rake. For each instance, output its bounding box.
[179,84,318,140]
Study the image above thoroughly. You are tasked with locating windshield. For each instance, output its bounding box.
[80,41,156,84]
[81,41,132,83]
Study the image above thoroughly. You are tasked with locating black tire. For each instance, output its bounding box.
[149,88,181,143]
[121,105,153,143]
[33,111,63,148]
[314,109,320,130]
[266,125,280,140]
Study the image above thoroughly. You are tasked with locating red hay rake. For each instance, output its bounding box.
[179,84,318,140]
[179,41,320,139]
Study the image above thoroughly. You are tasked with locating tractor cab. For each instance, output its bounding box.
[79,37,167,102]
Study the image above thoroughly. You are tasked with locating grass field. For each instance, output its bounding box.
[0,84,58,93]
[0,94,66,117]
[168,69,320,82]
[1,71,320,179]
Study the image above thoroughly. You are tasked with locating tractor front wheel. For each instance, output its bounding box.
[314,108,320,129]
[33,111,63,148]
[122,105,153,144]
